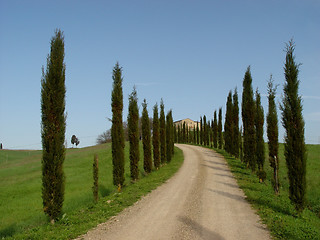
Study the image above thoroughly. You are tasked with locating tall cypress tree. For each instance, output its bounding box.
[280,40,306,213]
[153,103,160,169]
[142,99,152,173]
[203,115,207,146]
[213,110,218,148]
[224,91,233,154]
[255,89,266,182]
[196,122,199,145]
[41,29,66,223]
[218,108,223,149]
[232,89,239,158]
[267,76,280,194]
[170,111,175,155]
[128,87,140,180]
[242,66,256,171]
[200,117,203,145]
[166,110,172,162]
[111,62,125,190]
[159,99,166,164]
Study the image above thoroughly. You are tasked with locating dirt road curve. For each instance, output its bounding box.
[77,144,271,240]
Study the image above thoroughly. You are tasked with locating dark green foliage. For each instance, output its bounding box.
[159,99,166,164]
[203,115,207,146]
[239,126,243,162]
[224,91,233,154]
[267,76,280,194]
[242,66,256,171]
[92,154,99,203]
[153,103,160,169]
[41,29,66,222]
[196,122,199,145]
[255,89,266,182]
[128,87,140,180]
[232,89,239,158]
[170,112,175,155]
[177,125,181,143]
[111,62,125,189]
[280,40,306,213]
[142,99,152,173]
[200,117,203,145]
[218,108,223,149]
[166,111,172,162]
[213,110,218,148]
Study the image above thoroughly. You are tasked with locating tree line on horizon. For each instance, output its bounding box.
[175,40,306,214]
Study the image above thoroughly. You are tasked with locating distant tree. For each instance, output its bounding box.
[41,29,66,223]
[203,115,207,146]
[128,87,140,180]
[159,99,166,164]
[96,130,111,144]
[242,66,256,171]
[142,99,152,173]
[196,122,199,145]
[213,110,218,148]
[224,91,233,154]
[239,126,243,162]
[255,89,266,182]
[111,62,125,190]
[267,75,280,194]
[170,112,175,156]
[280,40,306,213]
[92,154,99,203]
[71,135,77,148]
[153,103,160,169]
[218,108,223,149]
[232,89,239,158]
[0,143,2,150]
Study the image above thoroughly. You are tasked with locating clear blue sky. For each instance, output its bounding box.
[1,0,319,149]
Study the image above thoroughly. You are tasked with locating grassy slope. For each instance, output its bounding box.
[214,143,320,240]
[0,144,184,239]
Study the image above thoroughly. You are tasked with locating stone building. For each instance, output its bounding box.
[174,118,199,130]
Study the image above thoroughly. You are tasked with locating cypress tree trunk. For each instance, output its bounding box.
[233,89,239,158]
[280,40,306,213]
[128,87,140,180]
[41,29,66,223]
[153,103,160,169]
[242,66,256,172]
[142,99,152,173]
[111,62,125,190]
[213,110,218,148]
[267,76,280,194]
[255,89,266,182]
[159,99,166,164]
[218,108,223,149]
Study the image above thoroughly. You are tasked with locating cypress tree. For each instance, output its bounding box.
[41,29,66,223]
[210,120,214,147]
[242,66,256,171]
[280,40,306,213]
[111,62,125,190]
[159,99,166,164]
[218,108,223,149]
[142,99,152,173]
[128,87,140,180]
[203,115,207,146]
[153,103,160,169]
[267,76,280,194]
[239,126,244,162]
[232,89,239,158]
[177,125,181,143]
[200,117,203,145]
[213,110,218,148]
[255,89,266,182]
[224,91,233,154]
[166,110,172,162]
[196,122,199,145]
[170,111,175,155]
[92,154,99,203]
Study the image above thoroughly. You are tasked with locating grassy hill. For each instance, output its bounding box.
[0,143,183,239]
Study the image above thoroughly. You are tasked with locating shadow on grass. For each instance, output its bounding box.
[0,224,17,238]
[177,216,225,240]
[99,184,112,197]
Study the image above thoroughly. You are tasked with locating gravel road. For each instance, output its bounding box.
[76,144,271,240]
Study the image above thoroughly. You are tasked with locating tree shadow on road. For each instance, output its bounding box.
[177,216,225,240]
[207,188,246,202]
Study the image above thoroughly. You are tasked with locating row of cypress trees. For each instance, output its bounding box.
[111,64,175,191]
[195,40,306,213]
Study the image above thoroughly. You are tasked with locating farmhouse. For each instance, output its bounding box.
[174,118,199,130]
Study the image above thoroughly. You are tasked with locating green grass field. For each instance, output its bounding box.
[0,143,184,239]
[215,143,320,239]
